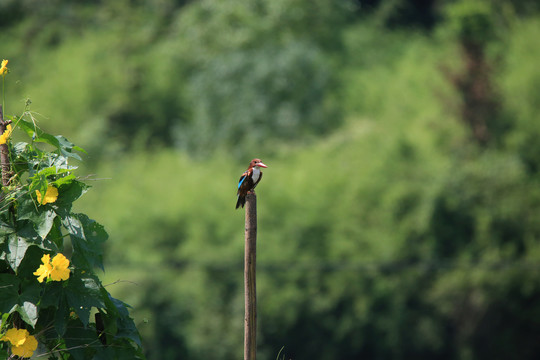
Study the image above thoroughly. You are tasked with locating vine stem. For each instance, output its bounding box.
[0,105,12,194]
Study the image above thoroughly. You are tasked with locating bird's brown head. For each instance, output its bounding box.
[250,158,267,168]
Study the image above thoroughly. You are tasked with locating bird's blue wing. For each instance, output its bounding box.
[238,174,247,189]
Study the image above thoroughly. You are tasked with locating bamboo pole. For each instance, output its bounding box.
[244,192,257,360]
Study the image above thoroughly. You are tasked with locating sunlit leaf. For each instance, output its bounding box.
[35,210,57,239]
[17,119,61,148]
[17,120,86,160]
[53,173,76,187]
[37,166,70,178]
[5,234,32,271]
[17,194,57,239]
[0,275,40,327]
[56,135,87,160]
[0,221,14,237]
[16,282,41,327]
[62,215,84,239]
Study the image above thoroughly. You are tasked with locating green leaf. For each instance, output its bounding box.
[54,295,69,337]
[102,291,143,349]
[1,311,9,327]
[63,214,106,270]
[16,194,60,250]
[54,181,89,217]
[40,281,63,309]
[63,318,99,359]
[96,344,145,360]
[17,194,39,221]
[11,141,31,164]
[56,135,87,160]
[0,221,14,237]
[45,216,64,249]
[109,296,143,348]
[4,233,32,271]
[37,166,70,178]
[31,177,49,199]
[46,153,77,172]
[16,119,40,138]
[0,275,40,327]
[15,220,59,252]
[33,306,59,338]
[14,245,50,279]
[17,120,85,160]
[93,347,116,360]
[18,119,60,147]
[34,209,57,239]
[65,272,105,327]
[0,274,19,314]
[62,215,84,239]
[99,292,118,338]
[53,173,76,187]
[15,282,40,327]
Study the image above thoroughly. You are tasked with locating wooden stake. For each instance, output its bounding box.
[244,192,257,360]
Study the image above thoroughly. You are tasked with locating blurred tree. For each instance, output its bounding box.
[351,0,540,30]
[500,17,540,174]
[354,0,441,30]
[1,0,349,158]
[168,0,348,157]
[441,0,504,146]
[0,0,24,29]
[175,42,335,157]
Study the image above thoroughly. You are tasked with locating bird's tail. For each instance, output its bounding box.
[235,195,246,209]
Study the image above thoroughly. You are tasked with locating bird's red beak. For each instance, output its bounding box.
[256,162,268,168]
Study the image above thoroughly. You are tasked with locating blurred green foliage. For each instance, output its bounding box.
[2,0,540,359]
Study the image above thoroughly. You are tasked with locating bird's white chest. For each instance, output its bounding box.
[251,167,261,183]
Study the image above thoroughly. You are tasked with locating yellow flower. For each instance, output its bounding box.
[1,328,38,358]
[0,124,13,145]
[0,59,8,75]
[36,185,58,205]
[33,254,53,283]
[33,253,70,282]
[50,253,71,281]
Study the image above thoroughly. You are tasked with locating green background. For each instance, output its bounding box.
[2,0,540,358]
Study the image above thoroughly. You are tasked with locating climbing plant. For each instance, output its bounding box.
[0,60,144,359]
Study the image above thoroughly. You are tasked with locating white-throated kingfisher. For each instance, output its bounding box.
[236,158,267,209]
